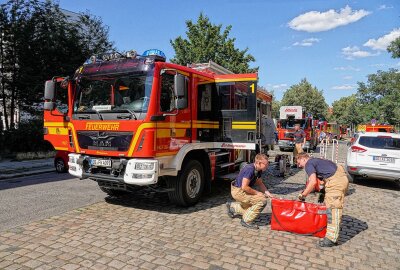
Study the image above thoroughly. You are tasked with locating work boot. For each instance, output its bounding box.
[318,237,337,247]
[240,219,259,230]
[226,202,239,219]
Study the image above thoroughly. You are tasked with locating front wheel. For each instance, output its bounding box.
[168,160,205,206]
[55,158,67,173]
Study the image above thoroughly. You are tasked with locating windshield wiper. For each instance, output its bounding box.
[116,109,138,120]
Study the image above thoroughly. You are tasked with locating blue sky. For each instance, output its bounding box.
[56,1,399,104]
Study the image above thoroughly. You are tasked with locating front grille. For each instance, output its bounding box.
[77,131,133,151]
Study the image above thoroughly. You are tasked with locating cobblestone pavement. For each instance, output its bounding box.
[0,143,399,270]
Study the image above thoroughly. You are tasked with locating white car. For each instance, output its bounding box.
[346,132,400,184]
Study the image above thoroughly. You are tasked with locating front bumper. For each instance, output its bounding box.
[68,153,159,186]
[278,140,311,150]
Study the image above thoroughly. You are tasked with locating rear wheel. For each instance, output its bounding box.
[168,160,204,206]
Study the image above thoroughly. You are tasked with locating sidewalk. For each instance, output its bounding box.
[0,158,54,180]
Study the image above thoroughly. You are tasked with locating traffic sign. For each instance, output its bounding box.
[371,118,376,126]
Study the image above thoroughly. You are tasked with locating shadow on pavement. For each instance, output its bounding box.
[352,178,400,192]
[0,172,71,191]
[338,214,368,245]
[104,178,233,214]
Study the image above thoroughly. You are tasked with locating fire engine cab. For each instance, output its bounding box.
[276,106,318,151]
[43,49,270,206]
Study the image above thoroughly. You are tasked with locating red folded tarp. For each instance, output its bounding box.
[271,198,327,238]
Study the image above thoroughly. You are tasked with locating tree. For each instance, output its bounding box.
[356,69,400,125]
[331,95,362,125]
[267,89,281,119]
[281,78,328,119]
[387,36,400,58]
[0,0,114,129]
[170,13,257,73]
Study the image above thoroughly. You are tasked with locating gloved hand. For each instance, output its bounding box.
[298,193,306,201]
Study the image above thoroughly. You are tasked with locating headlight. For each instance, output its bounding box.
[135,162,155,170]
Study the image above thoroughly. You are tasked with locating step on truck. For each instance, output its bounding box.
[43,49,272,206]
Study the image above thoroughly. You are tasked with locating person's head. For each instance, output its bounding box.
[254,153,269,172]
[296,152,310,168]
[294,124,301,131]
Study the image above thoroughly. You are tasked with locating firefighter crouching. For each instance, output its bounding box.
[296,152,349,247]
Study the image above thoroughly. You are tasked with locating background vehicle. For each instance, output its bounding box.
[356,124,395,133]
[276,106,318,151]
[346,132,400,185]
[54,150,69,173]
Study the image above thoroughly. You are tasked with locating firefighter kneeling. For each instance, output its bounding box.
[296,152,349,247]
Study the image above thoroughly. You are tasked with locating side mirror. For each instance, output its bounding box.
[174,73,188,109]
[44,101,55,111]
[174,74,186,97]
[44,80,56,100]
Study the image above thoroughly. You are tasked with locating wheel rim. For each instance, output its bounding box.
[186,169,201,199]
[56,160,65,172]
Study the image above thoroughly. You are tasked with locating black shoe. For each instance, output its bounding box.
[226,202,239,218]
[240,219,259,230]
[318,238,337,247]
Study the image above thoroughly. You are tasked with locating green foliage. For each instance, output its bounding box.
[0,119,53,157]
[268,89,281,119]
[356,69,400,125]
[0,0,114,126]
[281,78,328,119]
[170,13,257,73]
[387,36,400,59]
[331,95,362,125]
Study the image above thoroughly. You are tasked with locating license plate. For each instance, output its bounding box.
[92,159,112,167]
[373,156,395,163]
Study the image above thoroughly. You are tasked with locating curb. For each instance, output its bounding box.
[0,168,55,181]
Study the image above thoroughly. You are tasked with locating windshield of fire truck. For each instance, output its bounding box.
[280,119,308,129]
[73,71,153,117]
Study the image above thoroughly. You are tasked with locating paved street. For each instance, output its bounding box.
[0,143,399,270]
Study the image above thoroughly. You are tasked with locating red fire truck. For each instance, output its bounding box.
[43,50,264,206]
[276,106,318,151]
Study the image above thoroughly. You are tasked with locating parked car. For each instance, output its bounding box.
[346,132,400,185]
[54,150,69,173]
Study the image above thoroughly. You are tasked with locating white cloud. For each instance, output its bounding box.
[334,66,360,71]
[341,46,379,60]
[363,28,400,51]
[343,76,353,80]
[266,83,288,91]
[331,84,356,90]
[288,5,371,33]
[293,38,321,47]
[378,5,393,10]
[369,63,386,67]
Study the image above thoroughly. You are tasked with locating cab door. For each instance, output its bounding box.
[43,79,71,152]
[155,69,191,156]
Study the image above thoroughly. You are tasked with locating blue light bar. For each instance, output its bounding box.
[142,49,166,59]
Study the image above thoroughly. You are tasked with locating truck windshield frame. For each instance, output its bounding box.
[72,62,154,120]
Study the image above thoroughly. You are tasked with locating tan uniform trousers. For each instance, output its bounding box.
[293,143,304,162]
[324,165,349,243]
[230,183,268,223]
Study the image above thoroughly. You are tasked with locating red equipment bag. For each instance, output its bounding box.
[271,198,327,238]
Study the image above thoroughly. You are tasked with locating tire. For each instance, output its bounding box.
[54,158,67,173]
[168,160,204,206]
[279,147,284,152]
[350,174,361,184]
[98,185,128,197]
